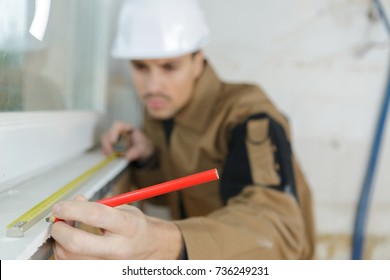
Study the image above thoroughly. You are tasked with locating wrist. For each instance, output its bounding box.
[147,217,184,260]
[131,149,159,169]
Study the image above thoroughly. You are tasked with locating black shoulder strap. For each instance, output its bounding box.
[220,113,298,204]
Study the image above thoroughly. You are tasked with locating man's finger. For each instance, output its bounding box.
[52,200,137,234]
[51,222,112,259]
[73,194,88,202]
[125,146,141,162]
[110,122,133,143]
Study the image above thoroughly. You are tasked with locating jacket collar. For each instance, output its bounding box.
[173,61,222,132]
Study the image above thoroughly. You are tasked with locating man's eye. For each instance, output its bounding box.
[133,63,147,71]
[162,64,176,71]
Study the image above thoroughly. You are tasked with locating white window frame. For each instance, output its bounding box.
[0,0,129,259]
[0,111,100,192]
[0,111,131,259]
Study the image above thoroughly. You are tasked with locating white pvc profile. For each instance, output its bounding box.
[29,0,51,41]
[0,111,99,193]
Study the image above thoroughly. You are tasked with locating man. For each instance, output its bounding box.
[50,0,315,259]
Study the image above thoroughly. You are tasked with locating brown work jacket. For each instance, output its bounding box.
[130,61,315,259]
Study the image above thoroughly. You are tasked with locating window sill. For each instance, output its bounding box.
[0,149,128,259]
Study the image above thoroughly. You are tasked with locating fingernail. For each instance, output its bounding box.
[52,202,61,215]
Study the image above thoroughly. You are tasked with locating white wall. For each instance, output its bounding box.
[198,0,390,259]
[106,0,390,259]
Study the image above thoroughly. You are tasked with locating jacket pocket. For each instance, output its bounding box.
[246,119,281,186]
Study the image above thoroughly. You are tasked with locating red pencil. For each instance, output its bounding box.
[52,168,219,223]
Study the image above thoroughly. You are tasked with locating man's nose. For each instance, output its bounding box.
[146,72,163,94]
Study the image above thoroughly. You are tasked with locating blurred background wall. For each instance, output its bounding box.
[196,0,390,259]
[108,0,390,258]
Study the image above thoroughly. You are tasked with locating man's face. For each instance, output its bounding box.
[130,52,204,120]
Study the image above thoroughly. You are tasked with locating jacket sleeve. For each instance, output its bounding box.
[174,114,314,259]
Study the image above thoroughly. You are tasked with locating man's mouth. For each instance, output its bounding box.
[145,96,169,110]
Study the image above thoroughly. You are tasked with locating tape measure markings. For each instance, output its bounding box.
[6,154,117,237]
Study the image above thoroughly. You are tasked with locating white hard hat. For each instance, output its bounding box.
[111,0,209,59]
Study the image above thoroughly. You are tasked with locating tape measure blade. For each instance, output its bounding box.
[6,212,46,237]
[6,154,117,237]
[6,180,77,237]
[7,225,25,237]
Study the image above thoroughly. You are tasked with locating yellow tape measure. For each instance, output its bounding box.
[6,154,118,238]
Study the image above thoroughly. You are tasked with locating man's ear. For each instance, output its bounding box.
[193,51,205,79]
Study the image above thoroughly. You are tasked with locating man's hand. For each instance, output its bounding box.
[101,121,155,162]
[50,196,183,260]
